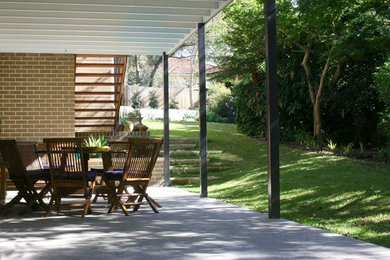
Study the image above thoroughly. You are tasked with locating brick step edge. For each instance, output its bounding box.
[168,144,197,149]
[160,150,223,156]
[170,158,211,165]
[171,176,221,185]
[170,166,232,174]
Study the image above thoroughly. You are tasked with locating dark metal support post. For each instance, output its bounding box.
[264,0,280,218]
[163,52,171,186]
[198,23,207,198]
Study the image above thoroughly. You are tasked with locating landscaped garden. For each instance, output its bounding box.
[147,120,390,248]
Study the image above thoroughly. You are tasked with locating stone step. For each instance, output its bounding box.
[161,150,223,156]
[171,176,221,185]
[169,138,200,144]
[170,158,210,165]
[170,166,232,174]
[168,143,197,150]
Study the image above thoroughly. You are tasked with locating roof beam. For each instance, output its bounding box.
[3,0,221,9]
[0,17,196,29]
[0,24,192,34]
[0,29,185,39]
[0,47,164,56]
[0,40,176,48]
[0,10,204,23]
[0,35,180,44]
[0,3,212,16]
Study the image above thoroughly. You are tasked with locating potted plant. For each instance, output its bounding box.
[119,113,127,132]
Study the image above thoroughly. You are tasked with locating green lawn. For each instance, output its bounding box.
[146,120,390,248]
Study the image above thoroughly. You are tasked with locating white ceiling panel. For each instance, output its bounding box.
[0,0,233,55]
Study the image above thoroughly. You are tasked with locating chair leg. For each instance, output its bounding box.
[148,197,162,208]
[44,197,54,217]
[1,193,23,215]
[132,195,143,212]
[144,194,159,213]
[82,198,91,218]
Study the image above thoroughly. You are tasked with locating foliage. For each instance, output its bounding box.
[119,113,127,126]
[210,0,265,85]
[127,55,162,87]
[131,91,144,109]
[210,0,390,147]
[148,91,159,109]
[169,99,179,109]
[126,109,141,118]
[375,58,390,141]
[147,120,390,248]
[84,135,108,158]
[207,83,235,123]
[233,80,266,136]
[342,143,354,156]
[327,139,337,152]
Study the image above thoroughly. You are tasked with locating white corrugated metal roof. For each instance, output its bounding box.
[0,0,232,55]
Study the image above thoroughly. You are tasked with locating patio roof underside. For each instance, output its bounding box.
[0,0,232,56]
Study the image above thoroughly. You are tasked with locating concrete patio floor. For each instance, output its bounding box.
[1,187,389,260]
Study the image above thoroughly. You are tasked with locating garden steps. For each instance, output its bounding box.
[170,166,231,174]
[164,137,235,176]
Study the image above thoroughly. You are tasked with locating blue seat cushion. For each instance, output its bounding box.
[86,170,97,181]
[104,170,148,180]
[104,170,123,180]
[91,167,104,174]
[27,169,50,180]
[54,170,97,181]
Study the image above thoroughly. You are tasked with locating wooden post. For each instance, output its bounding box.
[163,52,171,186]
[198,23,208,198]
[264,0,280,218]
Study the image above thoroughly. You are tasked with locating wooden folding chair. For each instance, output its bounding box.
[92,140,130,203]
[0,140,51,215]
[44,138,97,217]
[106,138,163,216]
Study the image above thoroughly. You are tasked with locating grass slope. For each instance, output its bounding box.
[146,120,390,248]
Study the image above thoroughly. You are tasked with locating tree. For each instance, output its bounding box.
[211,0,265,86]
[127,55,163,87]
[279,0,390,142]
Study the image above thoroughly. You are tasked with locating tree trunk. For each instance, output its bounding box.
[313,99,322,142]
[188,49,197,110]
[134,55,140,85]
[148,57,162,87]
[301,42,333,142]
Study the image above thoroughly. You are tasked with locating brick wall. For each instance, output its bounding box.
[0,53,75,142]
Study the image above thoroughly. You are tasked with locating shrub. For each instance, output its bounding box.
[374,58,390,142]
[206,110,224,123]
[148,91,159,109]
[131,91,144,109]
[342,143,353,156]
[233,80,266,137]
[169,99,179,109]
[207,83,235,123]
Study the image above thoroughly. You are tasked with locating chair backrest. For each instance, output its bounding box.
[122,138,163,179]
[16,142,43,171]
[107,140,131,170]
[43,138,86,183]
[0,140,27,180]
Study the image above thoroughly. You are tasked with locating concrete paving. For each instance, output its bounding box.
[0,187,389,260]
